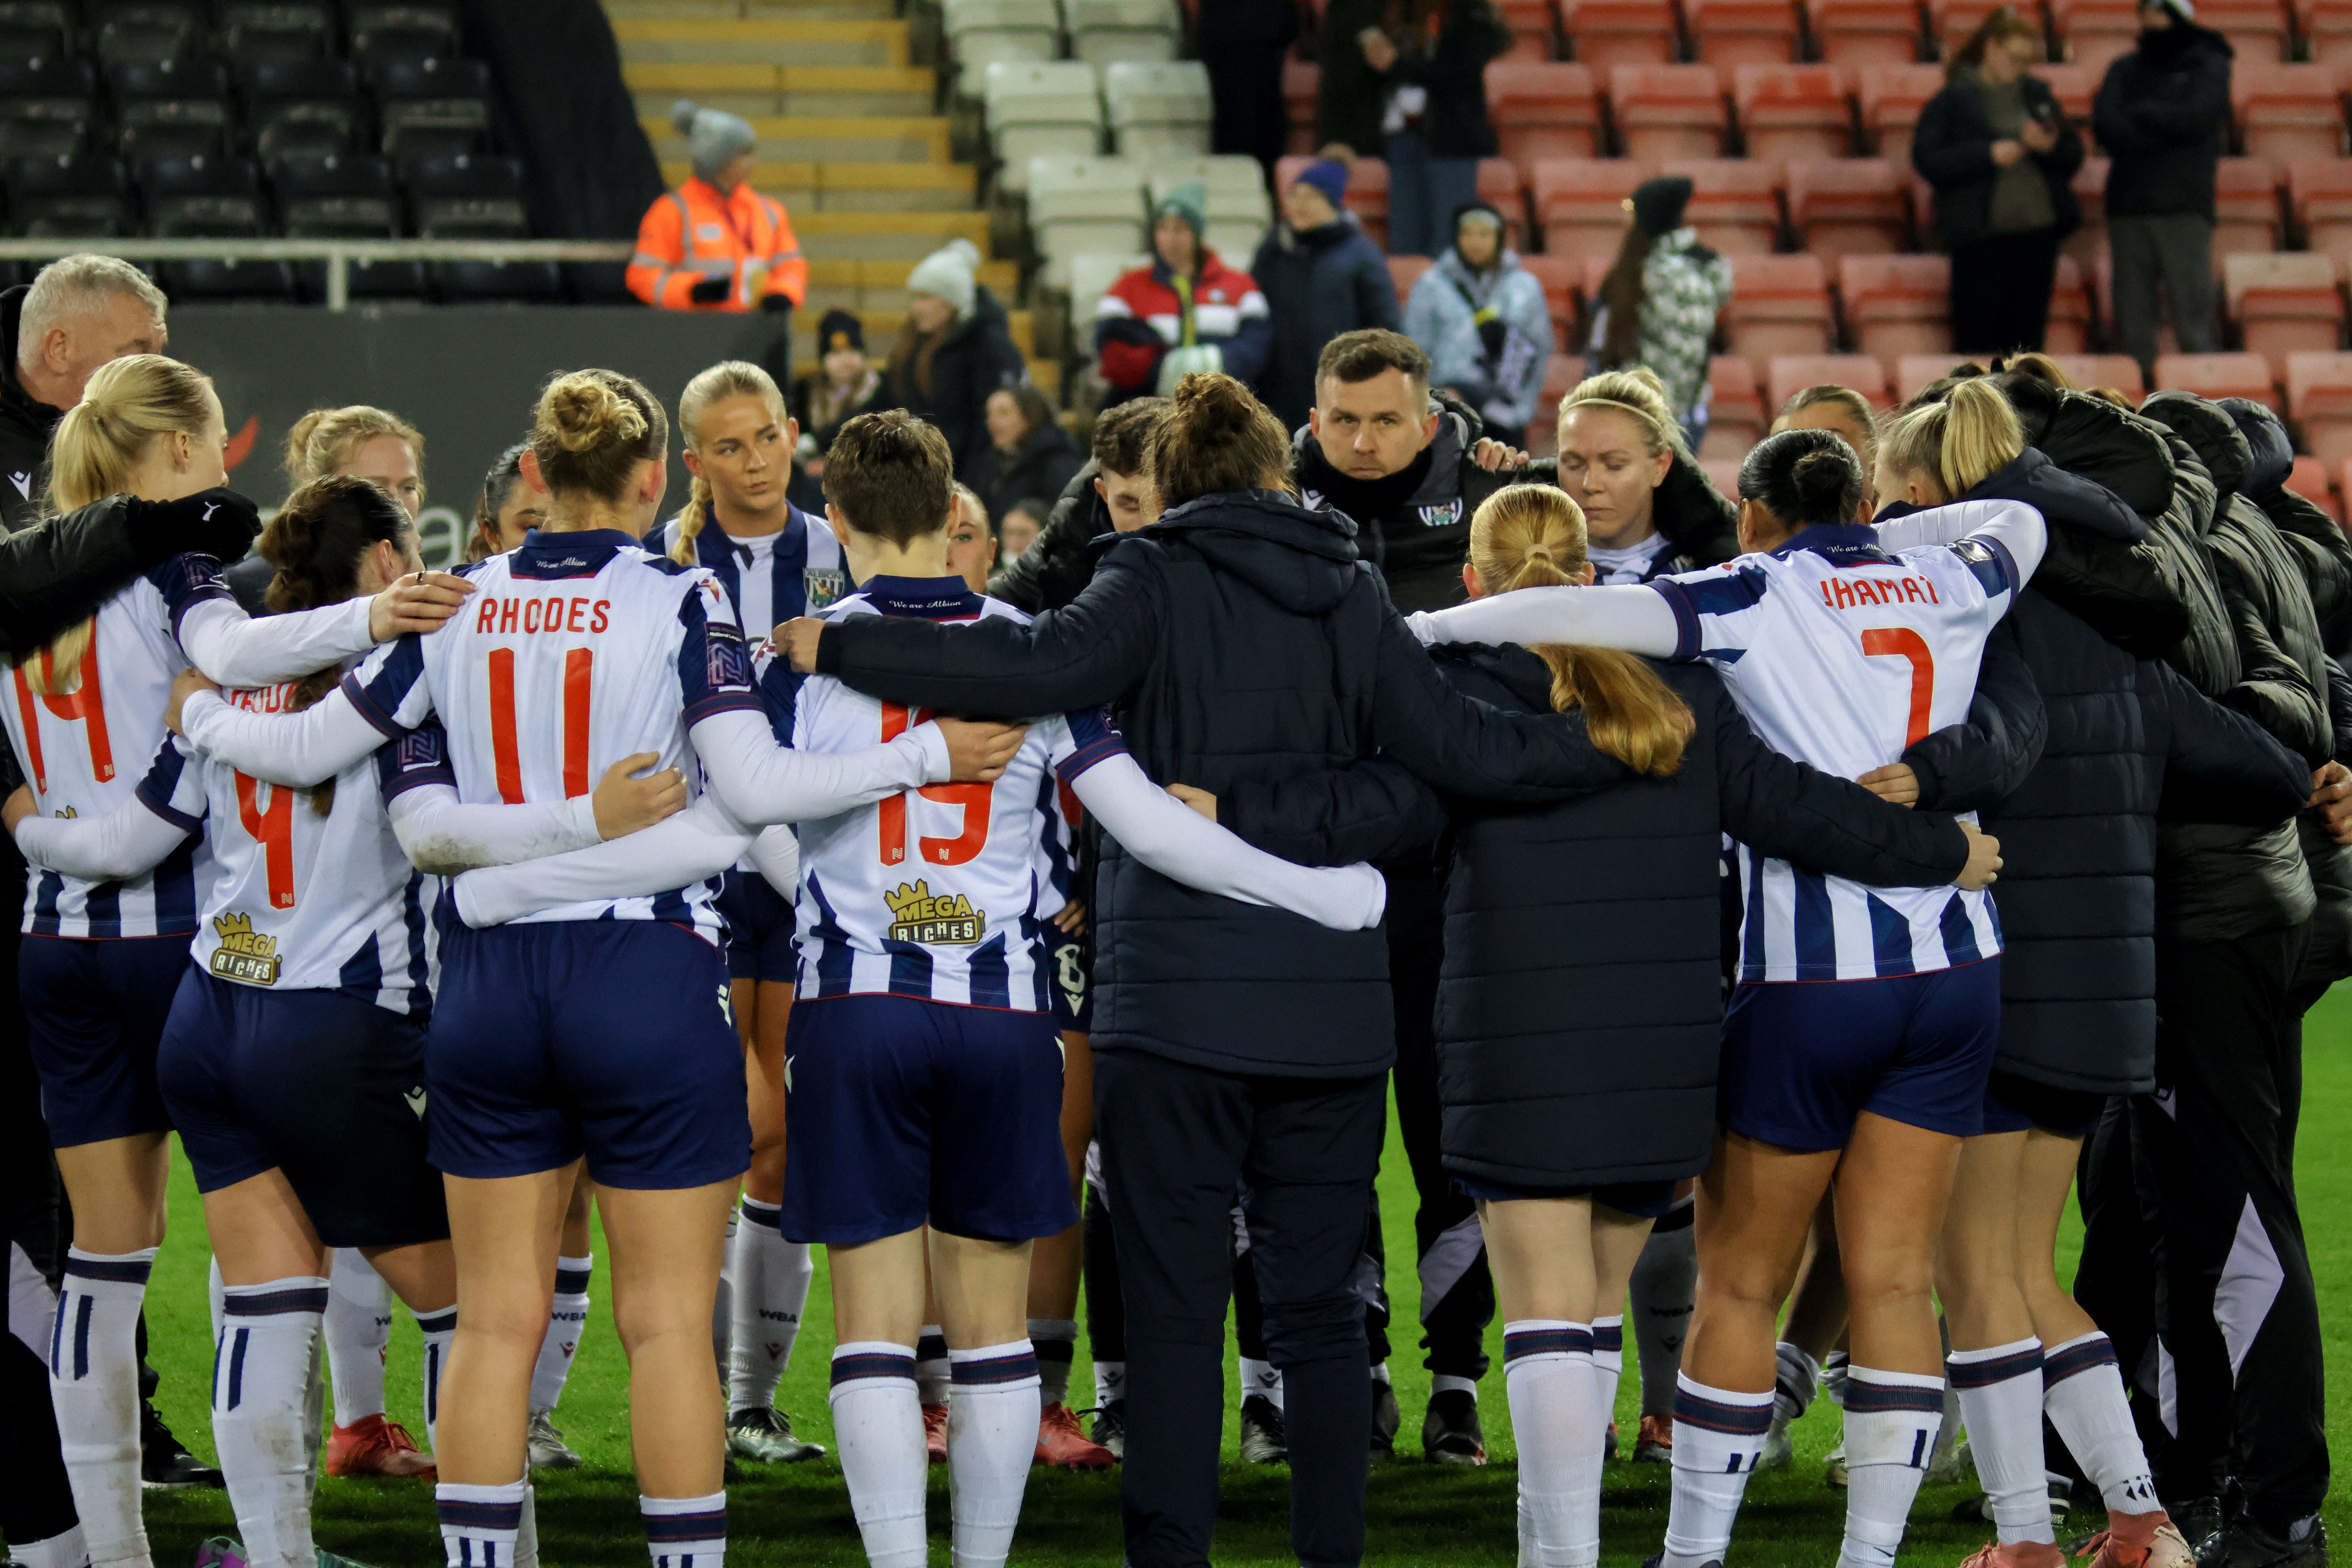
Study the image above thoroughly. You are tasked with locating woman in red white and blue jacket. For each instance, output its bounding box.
[1092,183,1271,408]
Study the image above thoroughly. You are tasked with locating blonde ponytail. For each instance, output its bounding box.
[1467,483,1695,777]
[1557,366,1692,467]
[1880,377,2023,502]
[669,360,785,565]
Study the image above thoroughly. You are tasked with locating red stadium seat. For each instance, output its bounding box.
[1702,354,1766,456]
[2302,0,2352,67]
[1786,156,1911,255]
[2051,0,2139,70]
[1519,252,1580,349]
[1702,456,1746,495]
[1609,65,1732,160]
[1858,64,1946,171]
[2200,0,2292,60]
[1283,60,1319,156]
[1477,157,1534,250]
[2153,350,2282,410]
[2226,252,2345,375]
[2288,454,2343,524]
[2288,157,2352,270]
[1660,156,1786,253]
[2289,351,2352,465]
[1725,253,1837,371]
[1534,157,1655,262]
[2035,62,2098,123]
[1485,63,1603,177]
[1497,0,1562,59]
[1767,352,1891,412]
[2233,64,2345,162]
[1686,0,1803,65]
[1841,253,1952,368]
[1733,64,1858,163]
[1895,353,1988,403]
[2048,252,2092,352]
[2044,353,2146,394]
[1807,0,1924,66]
[1532,353,1584,456]
[1560,0,1679,67]
[1389,254,1434,304]
[2063,155,2108,268]
[2215,157,2285,256]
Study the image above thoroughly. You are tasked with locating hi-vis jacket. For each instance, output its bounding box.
[628,176,809,312]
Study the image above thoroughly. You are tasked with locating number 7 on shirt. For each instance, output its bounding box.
[1861,628,1935,748]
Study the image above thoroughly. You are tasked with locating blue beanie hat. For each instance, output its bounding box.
[1294,160,1350,214]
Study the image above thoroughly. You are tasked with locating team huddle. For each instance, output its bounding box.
[7,275,2339,1568]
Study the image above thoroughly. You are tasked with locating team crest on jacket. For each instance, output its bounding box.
[885,879,984,945]
[804,566,847,610]
[1418,502,1461,529]
[210,911,281,985]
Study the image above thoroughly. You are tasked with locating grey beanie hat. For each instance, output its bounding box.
[670,99,758,185]
[907,238,981,319]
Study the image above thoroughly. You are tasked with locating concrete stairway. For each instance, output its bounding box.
[603,0,1049,390]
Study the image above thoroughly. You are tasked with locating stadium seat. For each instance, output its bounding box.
[2046,353,2146,394]
[1807,0,1924,66]
[1276,152,1387,248]
[1026,154,1146,289]
[1473,157,1533,250]
[1533,156,1652,263]
[1485,62,1602,177]
[1701,455,1744,493]
[2289,454,2343,522]
[944,0,1061,74]
[2234,64,2344,161]
[1700,353,1765,456]
[2048,252,2092,352]
[1531,353,1584,456]
[94,4,200,67]
[111,58,232,165]
[346,4,459,64]
[1559,0,1677,68]
[241,57,363,162]
[1389,253,1434,304]
[2154,350,2281,409]
[2052,0,2140,69]
[271,149,420,296]
[7,151,134,235]
[1608,65,1730,160]
[2199,0,2292,59]
[1282,60,1318,155]
[2064,154,2107,267]
[2035,62,2098,123]
[1686,0,1802,65]
[1661,157,1784,253]
[1733,64,1855,163]
[369,54,491,162]
[2303,0,2352,66]
[1858,64,1948,172]
[1840,253,1951,367]
[2215,156,2285,255]
[1767,351,1889,412]
[1725,252,1836,371]
[0,1,69,58]
[2288,156,2352,268]
[2289,350,2352,464]
[1494,0,1561,59]
[404,151,561,302]
[1105,60,1212,160]
[1150,154,1269,262]
[2226,252,2345,374]
[0,56,96,163]
[1065,0,1181,67]
[141,152,294,298]
[1519,252,1579,349]
[1786,156,1909,256]
[1895,354,1985,403]
[985,62,1104,190]
[218,3,333,67]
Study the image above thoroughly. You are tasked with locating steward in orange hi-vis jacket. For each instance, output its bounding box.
[628,101,809,313]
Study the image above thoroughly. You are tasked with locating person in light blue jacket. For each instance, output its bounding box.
[1401,202,1555,450]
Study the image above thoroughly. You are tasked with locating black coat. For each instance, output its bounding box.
[2092,23,2233,220]
[1430,648,1968,1187]
[989,456,1107,614]
[815,487,1637,1079]
[0,285,62,534]
[1293,391,1512,614]
[1386,0,1511,159]
[1911,72,2084,249]
[1251,216,1401,432]
[975,423,1084,530]
[878,286,1028,488]
[1315,0,1390,157]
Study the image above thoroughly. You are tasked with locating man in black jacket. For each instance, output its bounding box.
[2092,1,2232,374]
[0,256,169,533]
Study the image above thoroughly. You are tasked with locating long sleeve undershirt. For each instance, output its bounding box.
[14,791,189,882]
[177,594,376,690]
[386,785,604,876]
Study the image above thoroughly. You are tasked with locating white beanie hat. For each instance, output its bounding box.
[906,239,981,319]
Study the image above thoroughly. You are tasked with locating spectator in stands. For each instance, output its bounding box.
[1914,9,2083,357]
[1095,184,1273,407]
[976,386,1085,527]
[0,254,168,533]
[792,307,884,511]
[1401,201,1554,450]
[465,441,545,561]
[990,396,1170,611]
[627,100,810,318]
[1317,0,1390,157]
[1588,177,1733,447]
[1253,161,1402,429]
[998,497,1049,568]
[881,238,1028,486]
[2093,0,2231,374]
[1362,0,1512,257]
[1199,0,1298,179]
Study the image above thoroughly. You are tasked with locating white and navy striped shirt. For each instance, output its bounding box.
[647,504,847,742]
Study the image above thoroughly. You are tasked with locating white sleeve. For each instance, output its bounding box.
[13,794,192,882]
[749,825,799,898]
[447,793,756,929]
[691,705,951,826]
[1403,584,1685,657]
[385,782,603,876]
[1068,751,1387,931]
[1874,497,2049,590]
[180,686,387,788]
[174,595,376,689]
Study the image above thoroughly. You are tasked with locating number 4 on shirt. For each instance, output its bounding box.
[879,702,992,867]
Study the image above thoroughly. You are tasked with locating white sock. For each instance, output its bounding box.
[642,1490,725,1568]
[1240,1356,1283,1413]
[1951,1339,2053,1545]
[301,1331,323,1505]
[214,1278,328,1568]
[1660,1373,1772,1568]
[1432,1373,1478,1399]
[914,1325,950,1407]
[1094,1359,1126,1407]
[726,1208,811,1416]
[10,1526,87,1568]
[1590,1316,1625,1429]
[324,1248,390,1427]
[1774,1341,1822,1424]
[947,1341,1040,1568]
[530,1254,592,1416]
[438,1478,525,1568]
[1504,1322,1604,1568]
[1838,1367,1946,1568]
[828,1342,927,1568]
[2044,1331,2161,1515]
[414,1304,456,1452]
[208,1255,225,1343]
[50,1246,155,1568]
[1028,1319,1077,1408]
[1370,1361,1391,1385]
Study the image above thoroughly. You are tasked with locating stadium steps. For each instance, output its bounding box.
[606,0,899,19]
[609,17,911,66]
[625,65,940,118]
[641,113,951,163]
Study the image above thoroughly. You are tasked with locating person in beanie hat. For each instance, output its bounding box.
[1251,160,1400,428]
[627,99,809,314]
[1401,200,1555,449]
[880,239,1029,485]
[1588,174,1732,443]
[1093,181,1271,407]
[790,307,884,508]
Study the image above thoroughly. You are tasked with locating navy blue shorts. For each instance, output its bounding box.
[1449,1174,1679,1219]
[20,934,188,1147]
[781,993,1078,1246]
[428,920,750,1190]
[1718,959,2002,1153]
[717,869,798,985]
[1979,1069,2106,1140]
[1046,928,1092,1033]
[157,969,448,1248]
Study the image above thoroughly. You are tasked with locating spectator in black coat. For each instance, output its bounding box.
[1361,0,1512,257]
[1316,0,1389,156]
[1912,9,2083,355]
[1253,162,1401,430]
[879,240,1028,486]
[0,256,169,534]
[974,385,1083,529]
[1197,0,1298,180]
[2093,1,2232,372]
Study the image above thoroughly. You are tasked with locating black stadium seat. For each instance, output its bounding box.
[217,3,334,68]
[270,150,420,298]
[0,0,71,57]
[370,54,490,161]
[402,151,557,302]
[110,57,232,163]
[8,151,134,236]
[92,3,202,66]
[240,56,364,161]
[344,2,456,63]
[141,152,293,298]
[0,56,97,161]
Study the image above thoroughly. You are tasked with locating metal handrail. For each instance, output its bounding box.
[0,238,636,309]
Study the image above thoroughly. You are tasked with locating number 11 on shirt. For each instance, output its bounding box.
[486,646,596,803]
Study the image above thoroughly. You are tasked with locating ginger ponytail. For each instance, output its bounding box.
[1467,483,1694,777]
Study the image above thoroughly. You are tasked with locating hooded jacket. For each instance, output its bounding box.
[1293,390,1510,614]
[1912,67,2085,249]
[2092,20,2233,220]
[878,284,1029,487]
[0,284,62,534]
[1431,647,1969,1186]
[814,487,1637,1079]
[1401,248,1555,436]
[1251,214,1402,431]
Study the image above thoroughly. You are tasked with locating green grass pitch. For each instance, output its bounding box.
[126,985,2352,1567]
